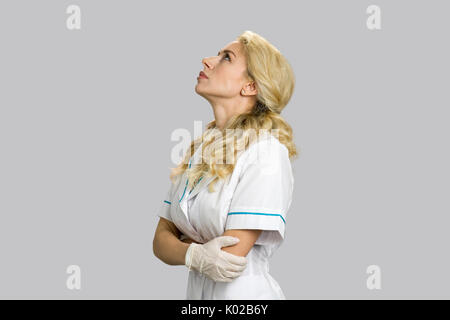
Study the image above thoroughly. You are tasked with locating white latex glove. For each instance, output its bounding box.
[185,236,248,282]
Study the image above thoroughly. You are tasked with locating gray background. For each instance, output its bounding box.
[0,0,449,299]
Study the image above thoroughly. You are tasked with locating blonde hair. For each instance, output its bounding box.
[170,30,299,192]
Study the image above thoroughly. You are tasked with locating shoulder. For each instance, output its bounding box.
[236,134,291,178]
[243,134,289,164]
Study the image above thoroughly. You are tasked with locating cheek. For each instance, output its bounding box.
[215,69,242,92]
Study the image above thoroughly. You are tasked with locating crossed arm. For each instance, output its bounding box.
[182,228,262,256]
[153,217,262,266]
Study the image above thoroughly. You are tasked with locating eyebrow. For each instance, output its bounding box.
[218,49,236,58]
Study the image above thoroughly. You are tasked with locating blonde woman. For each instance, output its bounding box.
[153,30,298,299]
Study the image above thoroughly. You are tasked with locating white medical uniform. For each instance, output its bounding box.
[156,133,294,300]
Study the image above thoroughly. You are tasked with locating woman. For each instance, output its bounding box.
[153,30,298,299]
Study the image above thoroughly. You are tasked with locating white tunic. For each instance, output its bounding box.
[156,133,294,299]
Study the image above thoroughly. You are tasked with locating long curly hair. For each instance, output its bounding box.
[169,30,299,192]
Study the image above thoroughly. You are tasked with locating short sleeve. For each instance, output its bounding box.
[225,138,294,246]
[155,178,177,223]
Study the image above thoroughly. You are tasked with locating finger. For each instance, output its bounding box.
[216,236,240,248]
[222,270,242,279]
[218,257,247,273]
[217,267,241,281]
[205,272,232,283]
[223,261,247,273]
[220,250,248,266]
[215,266,233,283]
[220,265,244,277]
[216,277,233,283]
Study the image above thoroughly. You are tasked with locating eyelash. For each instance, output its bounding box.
[221,53,231,62]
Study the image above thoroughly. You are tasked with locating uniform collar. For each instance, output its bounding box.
[185,142,217,201]
[183,133,275,201]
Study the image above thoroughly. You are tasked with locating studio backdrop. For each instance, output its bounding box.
[0,0,449,299]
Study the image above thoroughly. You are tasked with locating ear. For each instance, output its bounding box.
[243,81,258,96]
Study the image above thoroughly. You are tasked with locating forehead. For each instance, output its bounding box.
[221,40,243,56]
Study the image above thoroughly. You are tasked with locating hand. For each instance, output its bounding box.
[184,236,248,282]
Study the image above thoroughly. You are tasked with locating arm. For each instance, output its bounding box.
[154,222,248,282]
[181,230,262,257]
[153,217,190,266]
[181,238,201,244]
[220,229,262,257]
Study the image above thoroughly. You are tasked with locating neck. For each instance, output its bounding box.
[210,98,255,131]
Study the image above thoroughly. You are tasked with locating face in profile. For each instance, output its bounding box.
[195,40,250,102]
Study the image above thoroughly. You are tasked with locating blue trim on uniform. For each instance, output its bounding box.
[179,159,192,202]
[179,178,189,202]
[179,158,205,201]
[163,200,171,205]
[227,211,286,224]
[189,176,203,195]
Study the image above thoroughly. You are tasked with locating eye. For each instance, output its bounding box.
[221,53,231,62]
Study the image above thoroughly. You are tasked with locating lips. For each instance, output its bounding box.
[199,71,208,79]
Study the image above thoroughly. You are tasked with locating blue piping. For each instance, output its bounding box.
[227,211,286,224]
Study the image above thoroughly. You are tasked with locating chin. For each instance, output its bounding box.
[194,85,206,96]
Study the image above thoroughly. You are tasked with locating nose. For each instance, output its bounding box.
[202,56,215,70]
